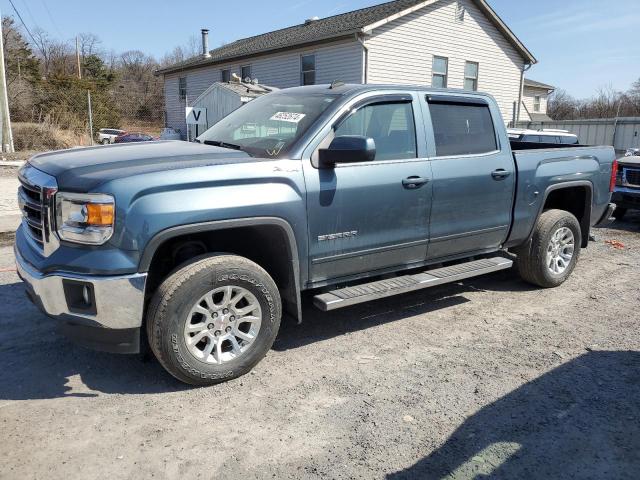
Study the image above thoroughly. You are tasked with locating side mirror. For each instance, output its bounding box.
[318,135,376,167]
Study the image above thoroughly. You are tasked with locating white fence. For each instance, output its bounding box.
[515,117,640,153]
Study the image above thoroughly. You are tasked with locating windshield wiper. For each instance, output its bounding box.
[203,140,243,151]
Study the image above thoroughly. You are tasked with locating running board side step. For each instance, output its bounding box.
[313,257,513,311]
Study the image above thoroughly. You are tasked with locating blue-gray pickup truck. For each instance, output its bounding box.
[15,84,617,385]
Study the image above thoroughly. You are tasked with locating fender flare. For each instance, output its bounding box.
[139,217,303,322]
[528,180,594,248]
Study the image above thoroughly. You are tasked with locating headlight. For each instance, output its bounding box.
[56,192,115,245]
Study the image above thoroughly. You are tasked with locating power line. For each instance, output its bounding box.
[7,0,39,48]
[40,0,63,38]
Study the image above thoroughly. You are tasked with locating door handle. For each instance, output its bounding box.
[402,176,430,189]
[491,169,511,180]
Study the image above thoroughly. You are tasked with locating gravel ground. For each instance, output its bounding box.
[0,215,639,479]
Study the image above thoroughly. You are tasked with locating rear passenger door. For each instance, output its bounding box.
[425,95,515,260]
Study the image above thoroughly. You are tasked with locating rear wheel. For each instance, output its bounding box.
[612,207,627,220]
[146,254,282,386]
[515,209,581,288]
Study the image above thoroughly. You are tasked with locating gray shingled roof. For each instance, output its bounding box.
[524,78,555,90]
[157,0,535,75]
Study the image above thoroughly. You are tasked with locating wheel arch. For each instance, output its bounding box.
[534,181,593,248]
[140,217,302,322]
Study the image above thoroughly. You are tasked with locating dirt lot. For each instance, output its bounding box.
[0,214,639,479]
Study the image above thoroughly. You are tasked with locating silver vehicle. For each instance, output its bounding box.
[508,128,579,145]
[624,148,640,157]
[97,128,126,145]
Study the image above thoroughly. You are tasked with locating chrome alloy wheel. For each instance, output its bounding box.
[546,226,575,275]
[184,286,262,364]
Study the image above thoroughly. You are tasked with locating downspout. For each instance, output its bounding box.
[356,33,369,84]
[517,62,532,125]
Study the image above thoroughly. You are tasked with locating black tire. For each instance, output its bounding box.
[514,209,581,288]
[102,138,110,145]
[146,254,282,386]
[612,207,627,220]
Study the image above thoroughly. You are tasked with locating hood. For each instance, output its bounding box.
[30,140,252,192]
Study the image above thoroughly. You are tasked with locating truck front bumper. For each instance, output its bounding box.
[612,187,640,210]
[14,244,147,354]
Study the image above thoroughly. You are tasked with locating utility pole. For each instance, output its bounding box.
[76,36,82,79]
[0,10,14,153]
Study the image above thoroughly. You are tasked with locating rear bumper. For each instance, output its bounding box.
[15,244,147,354]
[594,203,617,227]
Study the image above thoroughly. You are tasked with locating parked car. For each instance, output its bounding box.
[159,127,182,141]
[624,147,640,157]
[612,153,640,219]
[114,132,155,143]
[97,128,126,145]
[508,128,579,145]
[15,84,616,386]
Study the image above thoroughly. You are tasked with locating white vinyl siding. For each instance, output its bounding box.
[163,40,362,137]
[365,0,525,123]
[521,86,550,120]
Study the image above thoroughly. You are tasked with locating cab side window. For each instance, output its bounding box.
[334,101,417,161]
[428,100,497,156]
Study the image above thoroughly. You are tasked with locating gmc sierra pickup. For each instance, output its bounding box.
[15,84,617,385]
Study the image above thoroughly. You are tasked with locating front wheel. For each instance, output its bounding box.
[514,209,581,288]
[146,254,282,386]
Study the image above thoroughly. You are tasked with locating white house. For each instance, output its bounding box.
[157,0,540,138]
[520,78,555,122]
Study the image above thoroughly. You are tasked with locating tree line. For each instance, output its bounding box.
[548,80,640,121]
[2,16,200,138]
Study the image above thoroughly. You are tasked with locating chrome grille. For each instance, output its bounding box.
[623,168,640,187]
[17,164,59,256]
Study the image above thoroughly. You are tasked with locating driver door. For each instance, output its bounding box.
[302,93,433,285]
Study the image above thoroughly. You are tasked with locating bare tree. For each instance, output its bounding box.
[160,35,201,66]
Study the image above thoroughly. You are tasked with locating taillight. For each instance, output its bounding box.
[610,159,618,193]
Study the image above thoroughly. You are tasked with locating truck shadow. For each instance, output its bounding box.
[386,351,640,479]
[0,269,532,399]
[601,210,640,234]
[274,268,535,352]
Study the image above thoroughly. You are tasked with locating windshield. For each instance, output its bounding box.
[197,92,338,158]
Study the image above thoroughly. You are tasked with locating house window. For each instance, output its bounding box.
[301,54,316,85]
[432,56,448,88]
[178,77,187,101]
[221,69,230,83]
[534,95,541,112]
[241,65,252,81]
[455,1,466,22]
[464,61,479,91]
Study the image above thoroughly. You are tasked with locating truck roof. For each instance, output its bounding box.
[278,83,496,100]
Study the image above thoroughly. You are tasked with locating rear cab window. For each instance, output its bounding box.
[427,95,497,156]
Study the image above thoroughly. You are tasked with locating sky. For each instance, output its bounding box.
[2,0,639,98]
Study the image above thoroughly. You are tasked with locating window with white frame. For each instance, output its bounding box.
[432,56,448,88]
[241,65,252,81]
[534,95,541,112]
[301,54,316,85]
[221,69,231,83]
[464,61,479,91]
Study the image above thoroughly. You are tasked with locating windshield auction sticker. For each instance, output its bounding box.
[270,112,306,123]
